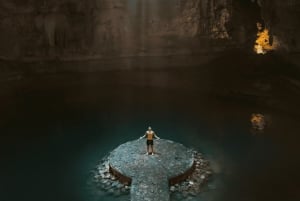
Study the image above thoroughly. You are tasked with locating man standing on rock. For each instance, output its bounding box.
[139,126,160,155]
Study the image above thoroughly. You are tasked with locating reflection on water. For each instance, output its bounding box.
[0,63,299,201]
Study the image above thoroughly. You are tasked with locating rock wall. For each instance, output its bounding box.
[0,0,299,60]
[259,0,300,52]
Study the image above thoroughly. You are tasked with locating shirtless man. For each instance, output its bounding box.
[139,126,160,155]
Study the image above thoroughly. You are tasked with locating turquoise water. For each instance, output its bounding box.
[0,60,299,201]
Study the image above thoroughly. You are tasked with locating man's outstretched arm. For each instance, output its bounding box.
[139,133,147,140]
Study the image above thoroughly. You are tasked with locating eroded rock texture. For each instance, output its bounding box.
[0,0,299,60]
[259,0,300,52]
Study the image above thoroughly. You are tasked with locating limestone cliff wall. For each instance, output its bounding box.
[0,0,299,60]
[259,0,300,52]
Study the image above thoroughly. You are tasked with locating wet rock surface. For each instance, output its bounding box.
[169,151,212,200]
[92,139,212,201]
[91,156,131,198]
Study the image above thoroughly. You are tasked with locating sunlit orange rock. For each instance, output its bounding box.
[254,22,279,54]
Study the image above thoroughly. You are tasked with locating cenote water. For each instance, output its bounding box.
[1,56,299,201]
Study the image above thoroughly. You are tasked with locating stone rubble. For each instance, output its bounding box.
[91,149,212,200]
[169,151,212,199]
[91,154,131,197]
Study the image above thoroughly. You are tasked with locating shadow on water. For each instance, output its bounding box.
[0,54,300,201]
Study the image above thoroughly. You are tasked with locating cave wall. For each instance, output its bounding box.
[259,0,300,52]
[0,0,96,59]
[0,0,299,60]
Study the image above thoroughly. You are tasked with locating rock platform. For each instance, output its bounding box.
[108,139,195,201]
